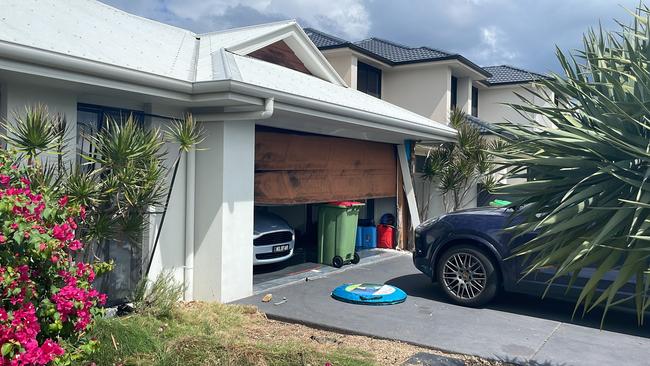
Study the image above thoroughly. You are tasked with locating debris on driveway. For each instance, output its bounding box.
[403,352,466,366]
[261,293,272,302]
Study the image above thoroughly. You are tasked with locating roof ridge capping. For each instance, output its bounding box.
[197,19,298,37]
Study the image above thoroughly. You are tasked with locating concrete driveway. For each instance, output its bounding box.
[236,252,650,366]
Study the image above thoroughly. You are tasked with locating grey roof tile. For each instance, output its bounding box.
[482,65,548,85]
[466,115,494,134]
[304,28,348,48]
[353,38,453,63]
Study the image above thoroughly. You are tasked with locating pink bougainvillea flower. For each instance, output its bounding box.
[0,174,9,185]
[68,240,83,251]
[0,235,6,243]
[58,196,68,207]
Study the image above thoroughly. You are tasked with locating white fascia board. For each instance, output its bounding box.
[274,101,444,141]
[228,80,457,141]
[226,23,347,87]
[478,81,534,89]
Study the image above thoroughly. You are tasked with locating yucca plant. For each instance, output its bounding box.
[77,116,167,249]
[489,5,650,324]
[422,108,500,213]
[0,104,68,162]
[2,106,204,302]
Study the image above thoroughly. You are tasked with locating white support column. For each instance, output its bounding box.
[193,120,255,302]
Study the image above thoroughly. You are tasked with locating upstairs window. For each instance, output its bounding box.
[357,61,382,98]
[471,86,479,117]
[450,76,458,111]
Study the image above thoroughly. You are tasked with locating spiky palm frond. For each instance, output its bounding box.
[490,5,650,325]
[164,114,205,153]
[1,104,67,160]
[83,115,165,171]
[422,109,497,211]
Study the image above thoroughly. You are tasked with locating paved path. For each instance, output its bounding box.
[236,254,650,366]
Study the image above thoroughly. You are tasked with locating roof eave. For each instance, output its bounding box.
[0,40,454,141]
[478,79,548,87]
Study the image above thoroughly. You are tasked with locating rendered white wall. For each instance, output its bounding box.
[325,54,357,89]
[414,175,476,220]
[382,64,451,124]
[145,104,188,290]
[479,84,553,127]
[193,120,255,302]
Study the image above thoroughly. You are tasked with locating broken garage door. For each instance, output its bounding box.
[255,131,397,204]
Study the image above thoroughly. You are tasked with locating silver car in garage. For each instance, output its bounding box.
[253,211,295,265]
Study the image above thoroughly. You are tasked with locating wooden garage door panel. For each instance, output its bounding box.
[255,131,397,205]
[255,131,394,171]
[255,169,396,205]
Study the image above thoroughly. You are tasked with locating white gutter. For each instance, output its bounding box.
[184,149,196,301]
[193,97,274,121]
[226,81,457,140]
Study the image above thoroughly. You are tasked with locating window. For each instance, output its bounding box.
[357,61,382,98]
[76,103,145,166]
[471,86,479,117]
[450,76,458,110]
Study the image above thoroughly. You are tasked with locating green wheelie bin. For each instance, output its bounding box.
[317,201,364,268]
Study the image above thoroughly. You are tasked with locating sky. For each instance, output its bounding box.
[100,0,640,74]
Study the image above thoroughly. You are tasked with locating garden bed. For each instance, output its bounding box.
[81,302,506,365]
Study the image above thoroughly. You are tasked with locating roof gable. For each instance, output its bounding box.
[248,40,311,75]
[204,21,346,85]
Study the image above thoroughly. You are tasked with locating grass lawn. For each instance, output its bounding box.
[78,301,504,366]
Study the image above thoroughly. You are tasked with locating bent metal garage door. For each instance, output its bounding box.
[255,130,397,204]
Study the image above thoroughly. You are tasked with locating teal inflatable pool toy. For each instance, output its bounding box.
[331,283,407,305]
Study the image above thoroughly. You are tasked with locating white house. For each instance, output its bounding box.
[0,0,456,302]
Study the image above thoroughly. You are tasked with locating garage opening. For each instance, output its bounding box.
[253,127,405,289]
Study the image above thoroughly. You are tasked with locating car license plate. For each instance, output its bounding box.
[273,244,289,253]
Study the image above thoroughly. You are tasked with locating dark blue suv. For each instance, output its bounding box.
[413,206,636,307]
